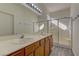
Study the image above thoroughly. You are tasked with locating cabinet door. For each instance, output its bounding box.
[8,48,25,56]
[44,37,50,56]
[35,39,44,56]
[28,52,34,56]
[50,35,53,47]
[40,39,45,56]
[34,41,40,49]
[40,46,44,56]
[35,46,45,56]
[25,41,40,56]
[25,44,34,56]
[35,47,40,56]
[49,35,53,52]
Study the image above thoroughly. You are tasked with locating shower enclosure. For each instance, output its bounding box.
[58,18,72,49]
[33,17,72,55]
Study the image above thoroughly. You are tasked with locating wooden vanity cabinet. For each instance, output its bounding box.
[7,35,53,56]
[8,48,25,56]
[49,35,53,52]
[34,41,40,49]
[44,37,50,56]
[39,39,45,56]
[25,43,34,56]
[34,36,53,56]
[35,39,45,56]
[25,41,40,56]
[28,52,34,56]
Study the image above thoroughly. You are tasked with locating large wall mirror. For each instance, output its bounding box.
[0,11,14,36]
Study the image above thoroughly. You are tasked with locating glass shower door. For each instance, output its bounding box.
[58,18,72,56]
[49,19,59,55]
[49,17,72,56]
[59,18,71,49]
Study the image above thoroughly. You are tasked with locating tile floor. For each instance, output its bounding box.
[50,46,74,56]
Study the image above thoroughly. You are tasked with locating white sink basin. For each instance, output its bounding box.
[11,35,40,45]
[11,37,34,45]
[23,37,33,40]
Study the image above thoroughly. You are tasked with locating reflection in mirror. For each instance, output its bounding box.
[0,11,14,36]
[51,18,67,30]
[33,22,45,33]
[39,24,44,30]
[33,21,48,35]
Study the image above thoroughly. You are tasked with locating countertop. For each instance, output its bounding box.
[0,34,52,56]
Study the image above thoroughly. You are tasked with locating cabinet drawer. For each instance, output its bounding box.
[25,44,34,55]
[44,38,50,56]
[8,48,25,56]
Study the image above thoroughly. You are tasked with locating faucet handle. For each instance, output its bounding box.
[20,34,24,39]
[16,33,24,39]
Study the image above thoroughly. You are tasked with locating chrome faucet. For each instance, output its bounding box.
[16,33,24,39]
[20,34,24,39]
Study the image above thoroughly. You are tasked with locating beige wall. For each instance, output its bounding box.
[71,4,79,56]
[0,3,38,34]
[50,8,70,19]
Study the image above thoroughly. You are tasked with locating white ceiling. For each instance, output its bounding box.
[44,3,71,12]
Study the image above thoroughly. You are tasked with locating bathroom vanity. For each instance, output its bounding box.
[0,34,53,56]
